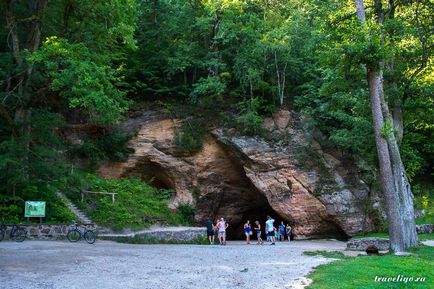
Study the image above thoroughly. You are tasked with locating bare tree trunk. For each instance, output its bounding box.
[274,50,287,106]
[281,62,287,105]
[274,50,282,105]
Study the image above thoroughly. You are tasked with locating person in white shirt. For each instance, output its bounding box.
[216,217,229,245]
[265,216,275,245]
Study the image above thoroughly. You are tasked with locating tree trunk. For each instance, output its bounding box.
[387,0,404,143]
[368,69,405,252]
[392,98,404,142]
[354,0,418,252]
[5,0,48,186]
[379,88,418,249]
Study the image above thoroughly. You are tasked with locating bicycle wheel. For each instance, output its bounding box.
[84,230,96,244]
[67,229,81,242]
[0,229,5,242]
[13,228,26,242]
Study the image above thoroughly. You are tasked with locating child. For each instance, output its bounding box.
[274,226,279,240]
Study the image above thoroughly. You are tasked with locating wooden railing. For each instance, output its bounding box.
[81,190,118,203]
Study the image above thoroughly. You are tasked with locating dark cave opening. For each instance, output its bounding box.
[124,159,175,191]
[225,204,283,240]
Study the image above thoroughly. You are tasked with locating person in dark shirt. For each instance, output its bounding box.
[279,221,285,241]
[206,218,215,244]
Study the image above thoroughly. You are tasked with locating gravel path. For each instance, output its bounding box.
[0,239,345,289]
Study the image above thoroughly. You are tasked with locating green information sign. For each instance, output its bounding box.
[25,201,46,217]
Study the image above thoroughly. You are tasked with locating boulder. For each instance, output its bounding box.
[272,109,292,130]
[416,224,434,234]
[346,238,390,251]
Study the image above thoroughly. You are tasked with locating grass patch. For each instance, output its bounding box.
[64,174,192,231]
[419,233,434,241]
[307,246,434,289]
[304,250,351,260]
[112,235,209,245]
[352,233,389,239]
[416,215,434,225]
[351,233,434,241]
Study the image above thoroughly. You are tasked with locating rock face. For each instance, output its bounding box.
[98,110,383,239]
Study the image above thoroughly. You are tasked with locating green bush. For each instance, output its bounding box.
[69,127,134,168]
[173,119,206,154]
[189,76,226,107]
[0,189,75,224]
[236,97,264,136]
[177,202,196,225]
[413,182,434,225]
[65,174,185,231]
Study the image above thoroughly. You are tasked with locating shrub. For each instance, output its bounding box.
[177,202,196,225]
[236,97,264,136]
[189,76,226,107]
[173,118,206,154]
[65,174,185,231]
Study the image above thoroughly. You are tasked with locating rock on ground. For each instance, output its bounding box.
[346,238,390,251]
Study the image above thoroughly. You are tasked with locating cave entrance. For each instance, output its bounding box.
[220,190,288,240]
[124,159,175,191]
[226,206,290,241]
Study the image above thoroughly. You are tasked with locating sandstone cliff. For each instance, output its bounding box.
[98,110,383,239]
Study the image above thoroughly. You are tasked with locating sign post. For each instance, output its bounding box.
[24,201,46,223]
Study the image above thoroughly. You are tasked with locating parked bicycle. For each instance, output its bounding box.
[67,221,96,244]
[0,223,26,242]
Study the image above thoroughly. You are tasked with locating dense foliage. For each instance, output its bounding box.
[0,0,432,225]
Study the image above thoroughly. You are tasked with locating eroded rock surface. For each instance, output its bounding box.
[98,110,382,239]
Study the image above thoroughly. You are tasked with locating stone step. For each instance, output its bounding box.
[56,191,95,226]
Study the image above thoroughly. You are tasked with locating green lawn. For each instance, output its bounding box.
[307,246,434,289]
[351,233,434,241]
[416,214,434,225]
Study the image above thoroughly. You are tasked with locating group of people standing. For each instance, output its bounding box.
[206,216,292,245]
[206,217,229,245]
[244,216,291,245]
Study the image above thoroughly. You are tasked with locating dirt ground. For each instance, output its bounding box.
[0,239,346,289]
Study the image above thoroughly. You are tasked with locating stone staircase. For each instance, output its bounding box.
[55,191,93,225]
